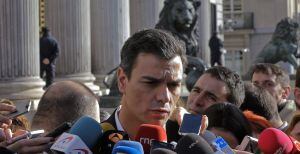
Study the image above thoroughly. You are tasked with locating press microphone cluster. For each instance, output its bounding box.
[133,124,220,154]
[44,116,300,154]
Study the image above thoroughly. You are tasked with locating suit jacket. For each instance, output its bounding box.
[100,109,118,132]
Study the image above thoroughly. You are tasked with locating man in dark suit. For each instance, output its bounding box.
[209,32,223,66]
[40,27,59,89]
[99,29,186,153]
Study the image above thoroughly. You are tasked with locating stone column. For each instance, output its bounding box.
[198,0,211,65]
[130,0,164,34]
[44,0,99,92]
[0,0,44,100]
[90,0,130,89]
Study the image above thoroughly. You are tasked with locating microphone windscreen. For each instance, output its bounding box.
[201,130,217,144]
[112,146,139,154]
[97,130,130,154]
[258,128,293,154]
[135,124,167,154]
[69,116,103,149]
[151,148,176,154]
[175,133,214,154]
[114,140,144,154]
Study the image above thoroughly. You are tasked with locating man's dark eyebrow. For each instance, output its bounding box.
[170,79,182,83]
[206,91,218,99]
[141,76,182,83]
[263,80,275,83]
[141,76,162,82]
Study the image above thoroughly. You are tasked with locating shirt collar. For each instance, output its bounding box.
[115,105,124,131]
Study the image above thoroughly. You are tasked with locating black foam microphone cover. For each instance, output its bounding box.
[175,133,214,154]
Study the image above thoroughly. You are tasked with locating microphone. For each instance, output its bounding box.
[200,130,233,153]
[112,140,143,154]
[51,116,103,154]
[150,140,176,152]
[258,128,294,154]
[175,133,214,154]
[135,124,167,154]
[97,130,130,154]
[112,146,140,154]
[151,148,177,154]
[211,136,235,154]
[201,130,217,145]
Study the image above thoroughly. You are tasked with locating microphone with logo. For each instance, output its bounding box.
[135,124,168,154]
[258,128,300,154]
[50,116,103,154]
[97,130,130,153]
[200,130,222,153]
[112,140,144,154]
[200,130,236,154]
[175,133,214,154]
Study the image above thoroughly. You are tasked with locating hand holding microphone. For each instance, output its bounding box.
[0,103,17,128]
[169,107,189,125]
[5,136,53,154]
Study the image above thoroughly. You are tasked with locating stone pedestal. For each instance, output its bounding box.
[90,0,130,89]
[44,0,99,92]
[0,0,44,100]
[130,0,163,34]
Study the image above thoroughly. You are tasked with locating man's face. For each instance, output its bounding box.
[187,73,229,114]
[118,53,183,126]
[252,72,285,104]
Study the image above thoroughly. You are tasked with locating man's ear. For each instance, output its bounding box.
[117,67,128,94]
[282,86,291,99]
[294,87,300,106]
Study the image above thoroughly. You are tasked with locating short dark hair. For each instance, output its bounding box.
[32,81,100,132]
[204,66,245,107]
[120,29,186,79]
[241,83,279,121]
[251,63,290,87]
[204,103,253,143]
[295,66,300,88]
[41,26,50,34]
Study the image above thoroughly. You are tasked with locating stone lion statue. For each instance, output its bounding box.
[156,0,200,57]
[254,17,299,68]
[155,0,207,91]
